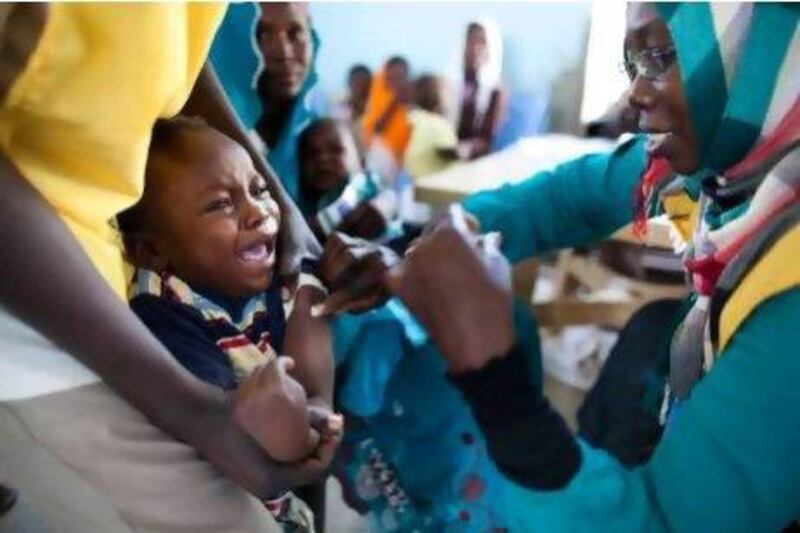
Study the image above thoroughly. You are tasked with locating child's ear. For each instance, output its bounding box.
[122,233,169,273]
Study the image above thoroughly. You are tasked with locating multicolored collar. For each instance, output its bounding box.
[131,268,278,380]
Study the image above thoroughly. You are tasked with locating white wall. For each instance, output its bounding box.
[309,2,592,133]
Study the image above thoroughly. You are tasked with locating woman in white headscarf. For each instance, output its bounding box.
[455,19,507,159]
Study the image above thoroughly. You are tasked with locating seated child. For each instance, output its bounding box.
[405,74,460,180]
[118,116,341,531]
[361,56,413,181]
[297,117,402,243]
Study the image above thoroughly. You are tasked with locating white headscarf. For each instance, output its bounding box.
[455,18,504,124]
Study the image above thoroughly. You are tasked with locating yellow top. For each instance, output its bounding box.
[661,190,700,244]
[405,109,458,180]
[0,3,226,298]
[719,223,800,352]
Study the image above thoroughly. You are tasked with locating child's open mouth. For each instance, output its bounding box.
[237,239,275,267]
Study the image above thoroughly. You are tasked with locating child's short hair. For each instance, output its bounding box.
[298,118,336,160]
[348,64,371,81]
[117,115,209,235]
[386,55,409,73]
[414,73,444,113]
[298,117,365,162]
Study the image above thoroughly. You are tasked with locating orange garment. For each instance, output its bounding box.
[361,71,411,163]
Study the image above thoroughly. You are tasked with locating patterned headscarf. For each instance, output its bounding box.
[642,3,800,400]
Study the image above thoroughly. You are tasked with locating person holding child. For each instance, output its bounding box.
[0,3,331,531]
[118,116,342,532]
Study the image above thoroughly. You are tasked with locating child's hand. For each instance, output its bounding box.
[337,203,388,240]
[313,232,400,317]
[233,357,315,462]
[284,416,344,487]
[308,404,344,443]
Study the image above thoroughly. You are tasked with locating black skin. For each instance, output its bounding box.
[348,66,371,119]
[254,2,312,149]
[299,119,389,242]
[0,3,331,499]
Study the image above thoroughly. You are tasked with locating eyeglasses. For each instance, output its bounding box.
[621,47,677,81]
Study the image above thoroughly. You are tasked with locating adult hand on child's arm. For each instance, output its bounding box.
[313,207,482,317]
[234,357,323,462]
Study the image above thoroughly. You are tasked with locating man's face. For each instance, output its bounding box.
[256,3,312,102]
[143,130,281,298]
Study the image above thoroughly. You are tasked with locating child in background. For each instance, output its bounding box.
[118,117,341,532]
[361,56,413,181]
[298,118,402,243]
[405,74,460,180]
[331,64,373,125]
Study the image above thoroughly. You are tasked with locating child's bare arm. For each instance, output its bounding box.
[282,285,335,408]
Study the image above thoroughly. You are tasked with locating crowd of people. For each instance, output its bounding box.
[210,3,511,255]
[0,2,798,533]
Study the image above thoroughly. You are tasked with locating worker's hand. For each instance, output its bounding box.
[313,232,399,317]
[385,206,514,372]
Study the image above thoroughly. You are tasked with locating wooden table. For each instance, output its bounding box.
[416,135,615,204]
[414,134,687,330]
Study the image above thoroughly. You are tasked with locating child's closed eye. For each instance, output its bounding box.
[250,178,271,199]
[203,196,233,213]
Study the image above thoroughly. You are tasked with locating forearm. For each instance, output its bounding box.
[450,343,581,489]
[463,136,646,262]
[0,156,314,498]
[283,286,334,405]
[464,291,800,532]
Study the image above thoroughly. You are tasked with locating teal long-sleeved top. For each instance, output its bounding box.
[463,136,800,531]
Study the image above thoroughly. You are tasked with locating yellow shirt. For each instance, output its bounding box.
[0,3,226,298]
[405,109,459,180]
